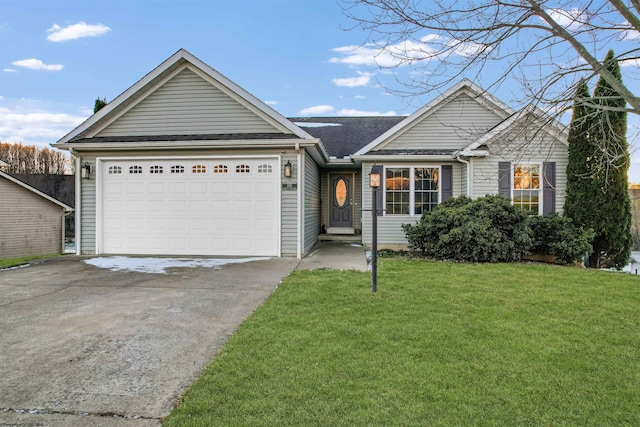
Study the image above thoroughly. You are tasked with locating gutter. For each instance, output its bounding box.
[296,142,302,259]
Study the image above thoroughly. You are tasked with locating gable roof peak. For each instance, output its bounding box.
[353,79,515,156]
[55,49,314,145]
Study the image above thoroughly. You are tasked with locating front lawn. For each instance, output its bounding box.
[0,254,59,269]
[164,261,640,426]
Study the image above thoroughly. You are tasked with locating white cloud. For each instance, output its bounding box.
[12,58,63,71]
[354,95,366,99]
[264,100,278,105]
[544,8,586,31]
[332,71,373,87]
[337,109,397,117]
[619,20,640,41]
[299,105,335,115]
[0,101,87,146]
[47,22,111,42]
[3,68,16,73]
[330,38,439,68]
[621,57,640,67]
[447,40,491,57]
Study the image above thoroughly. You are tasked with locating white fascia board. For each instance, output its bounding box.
[353,79,516,156]
[55,49,315,145]
[0,170,73,211]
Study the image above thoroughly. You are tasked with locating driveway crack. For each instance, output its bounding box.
[0,286,70,308]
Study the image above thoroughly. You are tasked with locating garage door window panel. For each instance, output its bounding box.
[171,165,185,174]
[192,165,206,174]
[130,165,143,174]
[213,165,228,173]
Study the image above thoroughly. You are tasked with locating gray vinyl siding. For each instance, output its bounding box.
[378,94,505,151]
[471,125,568,214]
[321,172,329,229]
[79,157,97,254]
[303,151,321,254]
[281,152,298,256]
[77,148,299,256]
[0,178,66,258]
[97,67,284,137]
[361,162,462,247]
[461,163,468,196]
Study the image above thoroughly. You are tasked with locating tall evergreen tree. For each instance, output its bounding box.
[565,79,595,231]
[589,50,632,268]
[94,97,107,113]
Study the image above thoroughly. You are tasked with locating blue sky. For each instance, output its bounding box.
[1,0,639,180]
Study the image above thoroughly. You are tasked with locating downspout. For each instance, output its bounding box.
[62,210,73,254]
[296,142,302,259]
[455,155,471,197]
[70,148,81,255]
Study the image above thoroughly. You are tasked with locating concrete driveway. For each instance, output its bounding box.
[0,255,298,426]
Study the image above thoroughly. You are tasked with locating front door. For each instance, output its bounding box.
[330,174,353,228]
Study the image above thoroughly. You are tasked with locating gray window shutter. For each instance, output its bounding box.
[498,162,511,199]
[441,165,453,201]
[543,162,556,215]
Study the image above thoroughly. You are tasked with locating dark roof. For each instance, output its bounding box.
[290,116,406,158]
[69,133,301,143]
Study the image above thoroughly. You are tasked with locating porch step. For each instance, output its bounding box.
[318,234,362,243]
[326,227,355,235]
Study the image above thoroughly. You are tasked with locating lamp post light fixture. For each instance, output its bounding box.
[81,163,91,179]
[369,165,383,293]
[284,160,292,178]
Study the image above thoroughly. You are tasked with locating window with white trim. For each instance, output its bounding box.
[384,166,440,216]
[258,164,273,173]
[108,166,122,174]
[236,164,250,173]
[149,165,163,174]
[213,164,228,174]
[192,164,206,174]
[129,165,143,174]
[171,165,185,174]
[513,164,541,214]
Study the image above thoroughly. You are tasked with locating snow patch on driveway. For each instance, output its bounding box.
[84,256,271,274]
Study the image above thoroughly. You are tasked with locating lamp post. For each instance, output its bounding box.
[369,165,382,293]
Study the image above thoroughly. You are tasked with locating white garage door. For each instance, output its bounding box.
[100,158,280,256]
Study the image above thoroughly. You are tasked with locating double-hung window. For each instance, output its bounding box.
[384,166,440,216]
[512,163,541,214]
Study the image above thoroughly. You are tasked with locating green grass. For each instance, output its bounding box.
[164,261,640,426]
[0,254,60,269]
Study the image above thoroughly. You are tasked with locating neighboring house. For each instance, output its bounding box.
[54,49,567,258]
[0,170,73,258]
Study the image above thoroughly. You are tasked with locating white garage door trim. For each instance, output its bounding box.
[96,155,281,256]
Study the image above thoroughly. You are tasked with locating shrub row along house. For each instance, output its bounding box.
[54,49,567,258]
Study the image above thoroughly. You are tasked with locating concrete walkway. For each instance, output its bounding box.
[296,241,368,272]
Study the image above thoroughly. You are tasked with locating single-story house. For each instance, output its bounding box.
[0,170,73,258]
[54,49,567,258]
